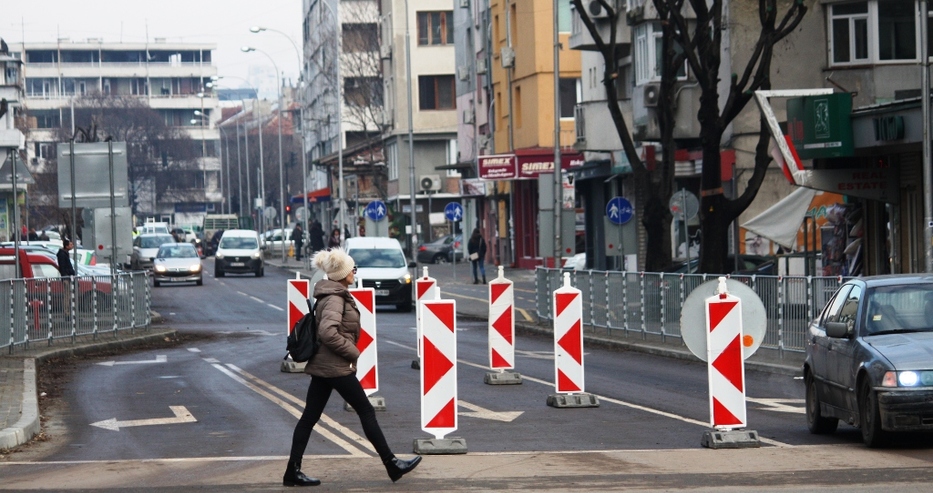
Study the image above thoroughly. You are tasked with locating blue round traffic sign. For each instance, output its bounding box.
[444,202,464,222]
[606,197,634,225]
[364,200,387,222]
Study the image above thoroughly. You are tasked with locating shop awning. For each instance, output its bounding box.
[741,187,816,250]
[290,188,331,204]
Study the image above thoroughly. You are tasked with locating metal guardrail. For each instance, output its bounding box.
[2,272,152,353]
[535,268,849,353]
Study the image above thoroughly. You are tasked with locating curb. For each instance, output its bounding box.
[0,326,176,451]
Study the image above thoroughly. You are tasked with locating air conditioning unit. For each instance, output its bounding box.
[380,41,392,60]
[586,0,611,19]
[476,58,488,74]
[459,0,469,7]
[463,109,475,124]
[420,174,442,192]
[501,47,515,68]
[458,66,470,81]
[643,83,660,107]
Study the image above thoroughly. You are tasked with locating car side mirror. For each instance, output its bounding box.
[408,261,417,268]
[825,321,850,338]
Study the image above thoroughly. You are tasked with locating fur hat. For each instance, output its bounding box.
[313,247,354,281]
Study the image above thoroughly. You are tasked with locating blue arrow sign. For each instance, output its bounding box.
[364,200,387,222]
[444,202,464,222]
[606,197,634,225]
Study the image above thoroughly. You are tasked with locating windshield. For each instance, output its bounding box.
[219,237,258,250]
[141,235,175,249]
[157,244,199,258]
[865,284,933,335]
[348,248,407,268]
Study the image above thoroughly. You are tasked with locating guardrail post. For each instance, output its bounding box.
[639,272,647,339]
[777,276,785,358]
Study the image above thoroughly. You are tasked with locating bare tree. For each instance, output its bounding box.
[572,0,807,273]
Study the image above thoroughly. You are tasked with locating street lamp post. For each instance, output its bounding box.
[208,75,257,219]
[242,46,288,261]
[251,25,310,267]
[405,0,418,254]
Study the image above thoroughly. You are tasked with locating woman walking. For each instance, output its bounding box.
[327,228,341,250]
[467,228,487,284]
[284,248,422,487]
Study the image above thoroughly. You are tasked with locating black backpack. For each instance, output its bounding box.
[285,298,320,363]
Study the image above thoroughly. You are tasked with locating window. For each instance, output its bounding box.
[417,11,454,45]
[387,142,398,181]
[343,23,379,53]
[558,0,572,33]
[418,75,455,110]
[345,77,384,107]
[559,78,579,119]
[829,1,920,65]
[515,86,522,128]
[634,22,687,85]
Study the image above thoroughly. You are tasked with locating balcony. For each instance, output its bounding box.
[569,3,631,52]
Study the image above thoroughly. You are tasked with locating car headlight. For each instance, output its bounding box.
[882,370,933,387]
[400,273,412,284]
[215,254,224,259]
[189,264,202,272]
[251,252,261,259]
[154,265,167,273]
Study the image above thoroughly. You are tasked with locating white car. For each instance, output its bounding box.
[130,233,176,270]
[261,228,294,256]
[215,229,263,277]
[345,237,416,312]
[562,252,586,271]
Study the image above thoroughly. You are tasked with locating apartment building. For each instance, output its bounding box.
[0,45,28,242]
[568,0,931,276]
[19,39,220,225]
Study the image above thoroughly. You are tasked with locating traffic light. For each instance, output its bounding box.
[286,204,292,214]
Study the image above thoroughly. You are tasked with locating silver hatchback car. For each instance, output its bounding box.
[152,242,203,287]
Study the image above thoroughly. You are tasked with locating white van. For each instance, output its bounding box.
[344,237,415,311]
[214,229,263,277]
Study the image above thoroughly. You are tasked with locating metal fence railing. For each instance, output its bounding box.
[535,268,849,353]
[2,271,152,353]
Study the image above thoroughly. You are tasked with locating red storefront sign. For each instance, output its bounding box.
[479,149,584,180]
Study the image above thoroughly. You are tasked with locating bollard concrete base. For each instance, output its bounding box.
[413,437,468,455]
[484,371,522,385]
[344,396,387,412]
[280,359,307,373]
[701,429,761,449]
[411,359,420,370]
[547,393,600,408]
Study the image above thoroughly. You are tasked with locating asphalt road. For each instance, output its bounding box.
[2,261,933,491]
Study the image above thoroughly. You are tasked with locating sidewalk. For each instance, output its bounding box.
[269,256,805,377]
[0,314,174,451]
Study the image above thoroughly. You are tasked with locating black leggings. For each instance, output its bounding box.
[288,374,394,464]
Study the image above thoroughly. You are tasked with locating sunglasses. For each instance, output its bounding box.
[352,265,358,274]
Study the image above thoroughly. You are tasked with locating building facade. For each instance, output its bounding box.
[18,39,220,227]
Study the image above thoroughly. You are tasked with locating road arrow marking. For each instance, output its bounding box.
[96,355,167,367]
[90,406,196,431]
[747,397,805,414]
[459,400,523,422]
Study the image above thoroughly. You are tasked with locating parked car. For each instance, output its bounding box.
[152,242,203,287]
[130,233,176,270]
[804,275,933,447]
[562,252,586,271]
[663,255,775,275]
[261,228,294,256]
[345,237,416,312]
[214,229,263,277]
[416,234,462,264]
[0,247,112,310]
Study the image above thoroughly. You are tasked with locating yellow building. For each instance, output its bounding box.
[483,0,581,268]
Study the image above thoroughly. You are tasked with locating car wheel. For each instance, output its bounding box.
[859,378,887,447]
[196,278,203,286]
[256,266,264,277]
[397,297,413,312]
[215,264,225,277]
[805,374,838,434]
[153,280,161,287]
[432,253,448,264]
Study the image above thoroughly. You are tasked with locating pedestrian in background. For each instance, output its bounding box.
[291,223,304,261]
[327,227,341,250]
[468,228,487,284]
[308,221,326,256]
[283,248,422,486]
[57,238,76,316]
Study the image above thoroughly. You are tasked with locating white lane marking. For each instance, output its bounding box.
[207,363,370,457]
[383,340,793,448]
[459,400,523,422]
[266,303,285,311]
[90,406,196,431]
[203,358,220,364]
[747,398,805,414]
[515,349,553,360]
[187,348,201,353]
[237,291,249,297]
[96,355,167,367]
[224,364,376,455]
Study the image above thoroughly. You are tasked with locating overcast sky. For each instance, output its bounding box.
[1,0,304,99]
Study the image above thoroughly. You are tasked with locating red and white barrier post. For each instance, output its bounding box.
[701,277,759,448]
[414,294,467,454]
[485,266,521,385]
[282,275,310,372]
[413,267,439,369]
[547,272,598,408]
[349,284,385,410]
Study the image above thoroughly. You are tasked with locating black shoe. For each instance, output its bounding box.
[283,461,321,487]
[473,279,478,284]
[483,277,487,284]
[384,455,422,482]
